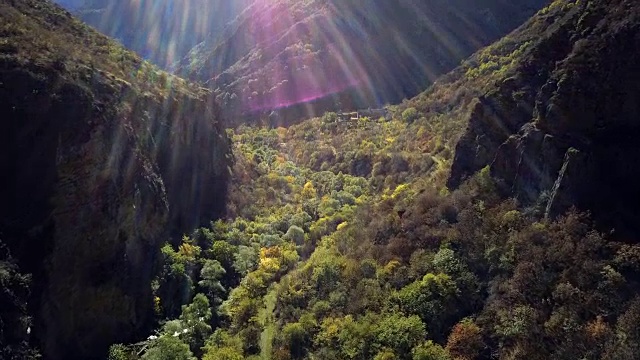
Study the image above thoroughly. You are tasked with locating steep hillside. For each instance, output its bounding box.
[175,0,549,125]
[54,0,252,68]
[446,0,640,239]
[0,0,230,358]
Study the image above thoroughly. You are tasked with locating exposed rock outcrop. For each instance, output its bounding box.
[449,0,640,238]
[0,1,231,358]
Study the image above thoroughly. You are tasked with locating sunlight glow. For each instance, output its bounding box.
[84,0,495,118]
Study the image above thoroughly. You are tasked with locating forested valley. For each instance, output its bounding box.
[2,0,640,359]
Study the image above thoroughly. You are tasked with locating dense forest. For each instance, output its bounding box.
[109,1,640,358]
[107,107,640,359]
[2,0,640,359]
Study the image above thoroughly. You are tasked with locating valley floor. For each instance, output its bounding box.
[114,111,640,360]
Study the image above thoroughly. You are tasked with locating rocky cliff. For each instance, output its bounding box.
[0,1,230,358]
[448,0,640,238]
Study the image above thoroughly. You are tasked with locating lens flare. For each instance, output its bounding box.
[63,0,505,120]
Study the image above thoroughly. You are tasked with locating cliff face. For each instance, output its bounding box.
[448,0,640,238]
[0,1,230,358]
[175,0,549,125]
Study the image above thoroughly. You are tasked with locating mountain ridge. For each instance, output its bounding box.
[175,0,550,125]
[54,0,253,68]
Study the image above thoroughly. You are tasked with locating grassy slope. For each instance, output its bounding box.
[0,0,202,99]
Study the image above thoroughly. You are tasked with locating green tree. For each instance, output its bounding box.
[375,314,427,357]
[284,225,306,246]
[108,344,135,360]
[316,315,376,359]
[412,341,451,360]
[375,349,398,360]
[233,245,258,276]
[157,243,196,318]
[142,336,195,360]
[402,107,419,123]
[199,259,226,305]
[179,294,213,356]
[204,329,244,359]
[209,241,237,270]
[312,260,342,297]
[392,273,459,340]
[322,112,338,123]
[203,346,244,360]
[281,322,309,359]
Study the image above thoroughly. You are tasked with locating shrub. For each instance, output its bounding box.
[402,107,420,123]
[284,225,306,245]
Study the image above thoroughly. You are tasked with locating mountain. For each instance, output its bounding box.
[53,0,252,68]
[446,0,640,239]
[0,0,230,358]
[174,0,550,125]
[4,0,640,359]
